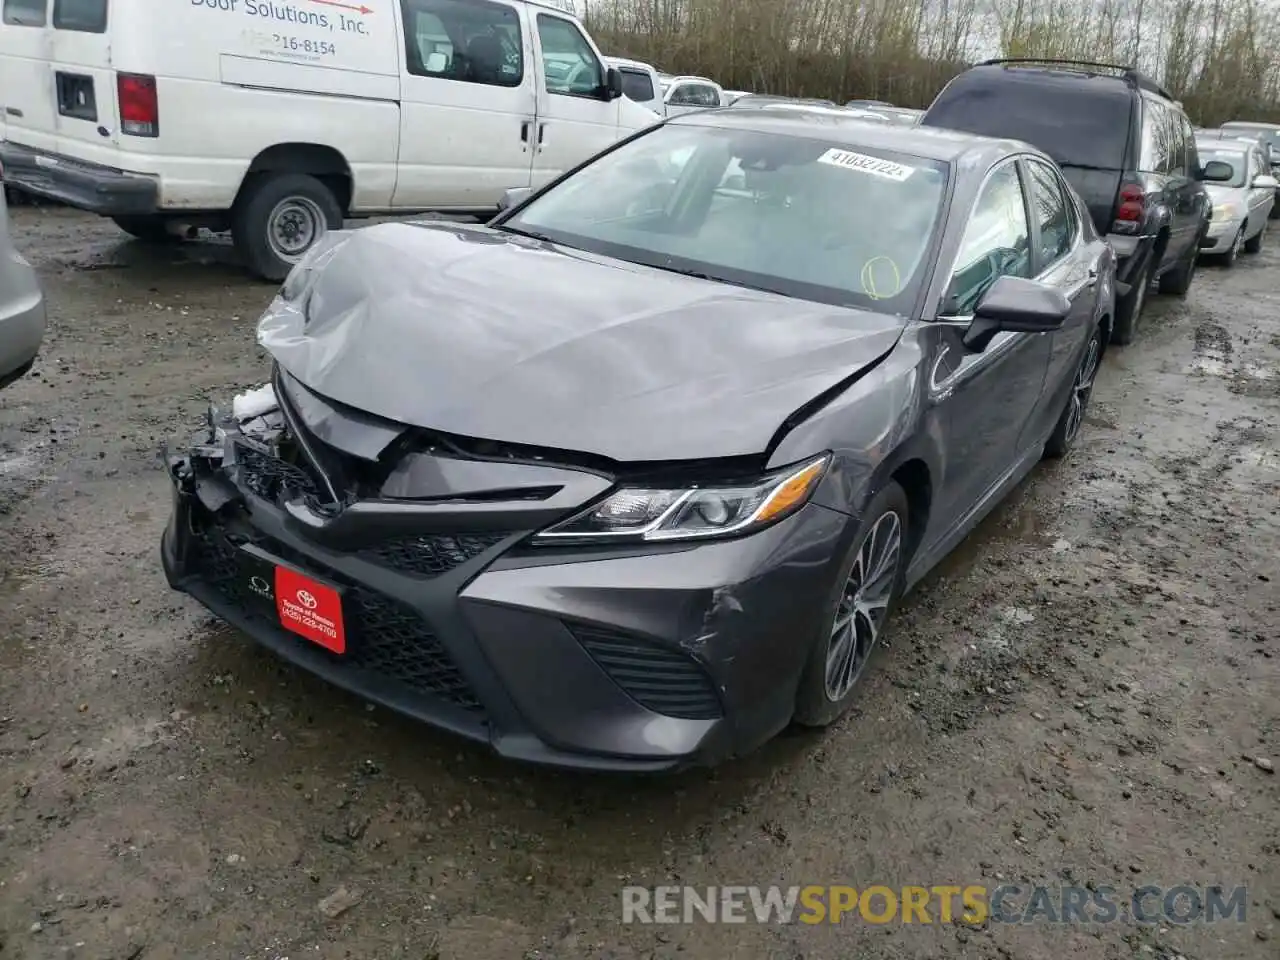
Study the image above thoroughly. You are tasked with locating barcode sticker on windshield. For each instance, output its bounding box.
[816,149,915,181]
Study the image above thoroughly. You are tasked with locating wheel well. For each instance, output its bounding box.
[238,143,353,213]
[890,458,932,560]
[1150,227,1170,272]
[1097,311,1113,350]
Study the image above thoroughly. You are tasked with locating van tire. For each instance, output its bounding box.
[232,173,343,282]
[111,215,175,243]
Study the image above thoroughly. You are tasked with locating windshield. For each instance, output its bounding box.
[1223,123,1280,147]
[497,124,949,313]
[1196,147,1248,187]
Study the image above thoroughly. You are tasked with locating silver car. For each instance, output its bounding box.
[0,175,45,391]
[1195,139,1278,264]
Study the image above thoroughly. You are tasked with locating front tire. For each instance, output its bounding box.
[231,173,343,282]
[1043,323,1103,459]
[1218,225,1244,267]
[794,482,909,727]
[1244,220,1265,254]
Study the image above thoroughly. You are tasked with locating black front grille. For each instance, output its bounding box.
[568,623,723,720]
[235,445,323,506]
[360,533,511,577]
[189,522,483,714]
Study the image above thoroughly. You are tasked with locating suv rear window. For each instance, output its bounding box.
[52,0,105,32]
[619,68,654,103]
[925,73,1134,170]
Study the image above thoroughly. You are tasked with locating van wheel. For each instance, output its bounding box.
[111,215,176,243]
[232,174,342,282]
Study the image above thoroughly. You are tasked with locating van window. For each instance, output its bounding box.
[619,68,655,104]
[400,0,523,87]
[925,77,1132,171]
[52,0,105,32]
[3,0,46,27]
[536,14,603,97]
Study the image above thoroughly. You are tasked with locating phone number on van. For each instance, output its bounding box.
[273,34,336,55]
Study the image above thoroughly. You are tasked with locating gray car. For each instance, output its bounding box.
[1194,139,1277,263]
[161,112,1116,770]
[0,173,45,391]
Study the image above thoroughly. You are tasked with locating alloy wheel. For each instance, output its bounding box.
[1063,334,1102,444]
[824,511,902,701]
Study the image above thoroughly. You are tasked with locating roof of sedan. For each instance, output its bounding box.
[668,106,1038,165]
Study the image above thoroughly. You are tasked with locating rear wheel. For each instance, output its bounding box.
[1244,220,1266,254]
[111,215,175,243]
[1158,242,1198,295]
[794,482,908,727]
[1111,260,1149,346]
[231,173,343,282]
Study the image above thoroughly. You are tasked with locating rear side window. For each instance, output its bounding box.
[1024,159,1075,268]
[401,0,523,88]
[52,0,105,32]
[3,0,46,27]
[619,68,655,103]
[925,75,1132,170]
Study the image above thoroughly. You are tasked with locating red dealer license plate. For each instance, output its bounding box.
[275,566,346,655]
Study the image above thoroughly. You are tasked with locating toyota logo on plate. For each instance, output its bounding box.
[296,589,318,609]
[248,576,271,595]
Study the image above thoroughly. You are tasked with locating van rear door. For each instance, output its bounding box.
[48,0,120,154]
[0,0,60,150]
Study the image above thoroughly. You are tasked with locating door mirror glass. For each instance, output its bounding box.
[496,186,534,212]
[1201,160,1234,182]
[1253,174,1279,189]
[962,275,1070,352]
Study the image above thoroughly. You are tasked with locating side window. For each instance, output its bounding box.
[51,0,103,31]
[618,69,654,103]
[1139,100,1169,174]
[536,14,602,97]
[669,83,717,107]
[944,163,1032,316]
[1025,160,1074,269]
[400,0,523,87]
[3,0,46,26]
[1167,108,1188,177]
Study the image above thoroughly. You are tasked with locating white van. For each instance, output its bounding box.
[0,0,658,279]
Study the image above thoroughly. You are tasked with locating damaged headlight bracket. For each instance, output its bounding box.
[532,453,831,545]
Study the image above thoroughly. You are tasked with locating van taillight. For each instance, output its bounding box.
[117,73,159,138]
[1112,182,1145,233]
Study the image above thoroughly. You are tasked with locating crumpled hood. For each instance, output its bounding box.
[258,222,905,463]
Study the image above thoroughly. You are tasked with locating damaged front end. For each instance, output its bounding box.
[159,366,851,770]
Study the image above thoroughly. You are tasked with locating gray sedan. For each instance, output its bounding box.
[161,111,1116,770]
[0,176,45,391]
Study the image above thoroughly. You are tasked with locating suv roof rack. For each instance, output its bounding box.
[978,58,1174,102]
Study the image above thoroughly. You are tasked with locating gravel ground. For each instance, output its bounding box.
[0,208,1277,960]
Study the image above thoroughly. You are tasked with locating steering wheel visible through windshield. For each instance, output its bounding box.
[496,124,950,314]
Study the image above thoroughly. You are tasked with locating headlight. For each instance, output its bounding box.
[1212,202,1243,222]
[531,454,831,545]
[279,231,351,303]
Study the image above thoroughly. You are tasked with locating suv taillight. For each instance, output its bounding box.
[117,73,159,137]
[1112,181,1145,234]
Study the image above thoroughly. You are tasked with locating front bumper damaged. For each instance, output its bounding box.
[160,381,851,771]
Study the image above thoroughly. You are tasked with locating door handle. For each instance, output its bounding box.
[520,120,530,145]
[537,122,546,148]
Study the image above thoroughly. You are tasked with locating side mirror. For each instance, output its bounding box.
[496,186,533,212]
[962,275,1071,352]
[1200,160,1234,182]
[1254,174,1279,190]
[603,66,623,101]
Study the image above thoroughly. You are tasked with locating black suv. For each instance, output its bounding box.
[921,60,1215,344]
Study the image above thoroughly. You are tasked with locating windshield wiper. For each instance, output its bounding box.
[495,224,559,244]
[647,263,775,294]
